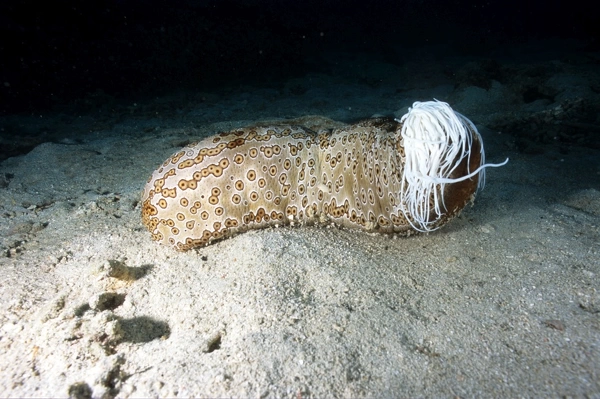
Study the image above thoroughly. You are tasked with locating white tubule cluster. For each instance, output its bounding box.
[398,100,508,231]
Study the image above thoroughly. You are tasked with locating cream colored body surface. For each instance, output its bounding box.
[142,118,415,251]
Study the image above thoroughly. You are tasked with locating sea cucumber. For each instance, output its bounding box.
[141,101,507,251]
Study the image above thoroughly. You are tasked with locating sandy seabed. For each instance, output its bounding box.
[1,45,599,398]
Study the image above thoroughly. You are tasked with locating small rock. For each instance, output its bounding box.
[104,259,135,280]
[543,319,565,331]
[89,292,126,311]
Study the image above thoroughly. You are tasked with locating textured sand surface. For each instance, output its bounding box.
[1,50,599,397]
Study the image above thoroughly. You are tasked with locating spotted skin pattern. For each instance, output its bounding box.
[142,118,481,251]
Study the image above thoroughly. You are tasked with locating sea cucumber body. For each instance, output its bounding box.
[141,118,480,251]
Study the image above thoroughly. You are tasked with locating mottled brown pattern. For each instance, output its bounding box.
[141,117,482,251]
